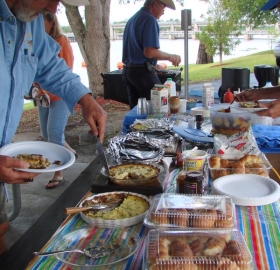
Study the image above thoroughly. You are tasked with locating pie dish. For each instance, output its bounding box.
[79,191,150,226]
[101,163,164,186]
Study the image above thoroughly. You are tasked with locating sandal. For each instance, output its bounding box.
[45,178,65,189]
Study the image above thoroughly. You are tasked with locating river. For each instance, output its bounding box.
[24,37,274,103]
[72,37,274,88]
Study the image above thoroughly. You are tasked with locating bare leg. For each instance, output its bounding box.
[64,142,76,155]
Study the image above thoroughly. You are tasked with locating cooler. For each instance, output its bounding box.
[100,69,182,105]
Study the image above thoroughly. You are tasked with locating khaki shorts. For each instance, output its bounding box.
[0,184,8,224]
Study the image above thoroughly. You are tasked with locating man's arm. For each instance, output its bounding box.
[144,47,181,66]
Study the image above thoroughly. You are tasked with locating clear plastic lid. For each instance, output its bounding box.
[143,194,236,229]
[143,229,253,270]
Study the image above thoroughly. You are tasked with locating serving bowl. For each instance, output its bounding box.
[51,225,140,269]
[101,163,164,186]
[210,103,253,136]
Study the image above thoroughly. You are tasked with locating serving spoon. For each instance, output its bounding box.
[33,244,120,259]
[64,201,122,215]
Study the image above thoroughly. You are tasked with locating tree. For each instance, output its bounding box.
[62,0,184,97]
[195,0,241,64]
[62,0,111,97]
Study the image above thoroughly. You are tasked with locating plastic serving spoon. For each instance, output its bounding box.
[33,244,120,259]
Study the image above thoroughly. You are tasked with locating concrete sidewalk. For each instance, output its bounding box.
[5,163,90,250]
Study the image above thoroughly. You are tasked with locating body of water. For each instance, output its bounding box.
[25,37,274,103]
[72,37,274,87]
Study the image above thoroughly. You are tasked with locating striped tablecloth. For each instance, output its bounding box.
[27,169,280,270]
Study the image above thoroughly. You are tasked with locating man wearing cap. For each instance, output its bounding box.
[261,0,280,10]
[0,0,107,255]
[234,0,280,118]
[122,0,181,109]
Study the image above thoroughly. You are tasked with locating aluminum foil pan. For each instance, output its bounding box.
[107,134,164,163]
[129,129,174,148]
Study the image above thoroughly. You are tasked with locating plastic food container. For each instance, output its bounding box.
[207,152,272,181]
[210,104,253,136]
[143,229,253,270]
[143,194,236,229]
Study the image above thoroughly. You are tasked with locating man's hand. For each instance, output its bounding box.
[234,89,261,102]
[78,94,107,142]
[256,100,280,119]
[0,156,39,184]
[168,54,181,67]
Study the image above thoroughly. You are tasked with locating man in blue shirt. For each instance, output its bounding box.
[122,0,181,109]
[0,0,107,255]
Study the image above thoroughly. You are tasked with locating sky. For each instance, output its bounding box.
[57,1,209,26]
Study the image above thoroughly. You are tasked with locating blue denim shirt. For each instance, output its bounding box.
[0,1,90,148]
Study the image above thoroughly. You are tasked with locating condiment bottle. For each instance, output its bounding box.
[184,170,204,194]
[223,88,234,103]
[195,114,204,130]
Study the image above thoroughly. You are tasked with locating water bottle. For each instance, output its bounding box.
[164,78,176,97]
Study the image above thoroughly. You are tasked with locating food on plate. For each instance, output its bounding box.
[239,101,260,108]
[83,194,149,220]
[14,153,51,169]
[108,163,159,180]
[217,107,231,113]
[208,154,268,180]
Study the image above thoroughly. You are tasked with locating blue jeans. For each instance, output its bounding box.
[38,99,70,146]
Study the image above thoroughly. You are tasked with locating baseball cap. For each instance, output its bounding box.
[261,0,280,10]
[159,0,176,10]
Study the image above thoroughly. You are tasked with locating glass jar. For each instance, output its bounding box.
[184,170,205,194]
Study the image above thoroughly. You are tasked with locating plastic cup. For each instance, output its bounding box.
[183,150,207,171]
[169,96,180,114]
[137,98,148,115]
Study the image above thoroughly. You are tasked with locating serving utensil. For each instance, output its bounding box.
[65,201,122,215]
[95,139,110,175]
[33,244,120,259]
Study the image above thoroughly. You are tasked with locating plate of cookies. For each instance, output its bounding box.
[143,194,236,229]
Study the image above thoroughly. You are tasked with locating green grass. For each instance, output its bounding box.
[23,101,35,111]
[173,50,276,84]
[22,50,276,110]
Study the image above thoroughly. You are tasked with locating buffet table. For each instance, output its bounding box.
[25,169,280,270]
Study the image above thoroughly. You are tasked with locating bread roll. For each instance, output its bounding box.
[239,154,262,165]
[215,203,234,228]
[189,239,204,256]
[190,208,217,228]
[159,237,170,259]
[150,209,169,225]
[170,208,189,227]
[209,156,221,169]
[170,239,193,257]
[203,236,227,256]
[222,240,241,256]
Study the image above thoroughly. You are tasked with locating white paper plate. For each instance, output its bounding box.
[231,102,267,112]
[0,141,75,173]
[79,192,150,226]
[212,174,280,206]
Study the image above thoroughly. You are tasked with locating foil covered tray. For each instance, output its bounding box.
[107,134,164,163]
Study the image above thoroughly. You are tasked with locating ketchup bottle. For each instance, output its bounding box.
[223,88,234,103]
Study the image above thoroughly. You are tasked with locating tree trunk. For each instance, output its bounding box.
[196,42,213,64]
[63,0,111,97]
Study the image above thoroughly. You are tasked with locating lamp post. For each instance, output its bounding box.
[181,9,192,99]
